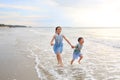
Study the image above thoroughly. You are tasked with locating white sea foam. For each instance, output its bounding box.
[28,48,43,80]
[27,28,120,80]
[104,76,120,80]
[34,46,69,80]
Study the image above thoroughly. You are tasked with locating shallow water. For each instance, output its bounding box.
[0,27,120,80]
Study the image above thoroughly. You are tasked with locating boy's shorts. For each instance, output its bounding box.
[73,52,82,60]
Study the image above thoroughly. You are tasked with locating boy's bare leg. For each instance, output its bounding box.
[78,55,83,64]
[71,59,74,65]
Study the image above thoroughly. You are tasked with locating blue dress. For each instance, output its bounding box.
[73,43,83,59]
[53,34,63,54]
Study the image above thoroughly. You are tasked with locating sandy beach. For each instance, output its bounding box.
[0,28,39,80]
[0,27,120,80]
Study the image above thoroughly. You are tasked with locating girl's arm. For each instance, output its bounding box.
[50,35,55,46]
[71,45,77,49]
[63,35,74,48]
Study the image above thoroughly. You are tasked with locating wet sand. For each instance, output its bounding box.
[0,28,39,80]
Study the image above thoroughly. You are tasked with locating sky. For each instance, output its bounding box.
[0,0,120,27]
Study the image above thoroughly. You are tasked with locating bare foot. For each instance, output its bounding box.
[57,63,60,66]
[57,64,64,67]
[60,64,64,67]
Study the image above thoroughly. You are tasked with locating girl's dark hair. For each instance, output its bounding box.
[78,37,83,42]
[55,26,61,33]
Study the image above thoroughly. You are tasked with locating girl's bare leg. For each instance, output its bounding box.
[56,54,60,64]
[57,53,63,66]
[71,59,74,65]
[78,55,83,64]
[59,54,63,66]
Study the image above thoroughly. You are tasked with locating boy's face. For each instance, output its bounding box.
[56,28,62,34]
[79,39,84,44]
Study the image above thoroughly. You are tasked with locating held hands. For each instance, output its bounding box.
[71,45,75,48]
[50,42,54,46]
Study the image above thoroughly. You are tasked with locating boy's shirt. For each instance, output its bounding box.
[74,43,83,53]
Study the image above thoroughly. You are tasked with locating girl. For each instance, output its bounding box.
[50,26,73,67]
[71,37,84,65]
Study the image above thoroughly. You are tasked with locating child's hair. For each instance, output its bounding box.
[78,37,83,42]
[55,26,61,33]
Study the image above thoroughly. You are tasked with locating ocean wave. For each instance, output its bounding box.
[87,37,120,49]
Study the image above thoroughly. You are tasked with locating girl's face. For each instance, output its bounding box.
[79,39,84,44]
[56,27,62,34]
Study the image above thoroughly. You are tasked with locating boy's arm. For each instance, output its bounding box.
[63,35,74,48]
[50,35,55,46]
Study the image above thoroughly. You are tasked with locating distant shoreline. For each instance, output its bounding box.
[0,24,28,28]
[0,24,120,29]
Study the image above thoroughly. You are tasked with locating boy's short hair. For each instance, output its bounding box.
[78,37,83,42]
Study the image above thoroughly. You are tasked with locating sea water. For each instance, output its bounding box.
[0,27,120,80]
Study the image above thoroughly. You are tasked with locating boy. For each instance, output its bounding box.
[71,37,84,65]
